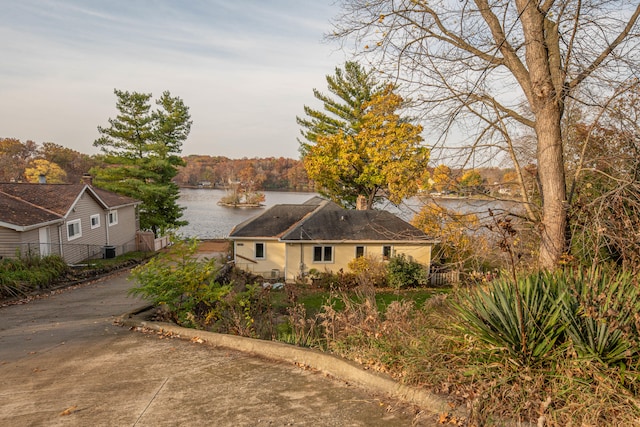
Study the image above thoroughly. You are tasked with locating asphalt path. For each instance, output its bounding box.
[0,270,437,426]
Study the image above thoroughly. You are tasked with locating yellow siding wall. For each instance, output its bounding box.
[234,240,286,279]
[234,239,433,282]
[284,242,432,281]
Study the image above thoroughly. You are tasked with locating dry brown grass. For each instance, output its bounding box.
[312,287,640,426]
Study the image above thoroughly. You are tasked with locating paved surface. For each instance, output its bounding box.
[0,270,439,426]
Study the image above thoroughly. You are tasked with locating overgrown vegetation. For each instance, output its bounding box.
[129,239,640,425]
[0,251,149,300]
[0,255,69,298]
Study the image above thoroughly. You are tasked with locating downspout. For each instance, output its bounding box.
[58,225,63,259]
[299,243,305,279]
[283,241,287,281]
[105,212,110,245]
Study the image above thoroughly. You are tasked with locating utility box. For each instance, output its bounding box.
[103,245,116,259]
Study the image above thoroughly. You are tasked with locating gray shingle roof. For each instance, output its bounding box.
[229,204,319,238]
[229,197,434,242]
[0,183,140,229]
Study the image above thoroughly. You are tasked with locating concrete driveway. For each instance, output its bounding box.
[0,270,439,426]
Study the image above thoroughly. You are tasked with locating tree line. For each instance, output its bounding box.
[0,137,522,196]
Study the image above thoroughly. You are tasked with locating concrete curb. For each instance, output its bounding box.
[120,308,467,419]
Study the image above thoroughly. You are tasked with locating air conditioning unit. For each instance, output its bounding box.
[271,269,280,279]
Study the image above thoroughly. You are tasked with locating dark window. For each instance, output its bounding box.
[313,245,333,262]
[355,246,365,258]
[255,242,265,259]
[383,245,392,260]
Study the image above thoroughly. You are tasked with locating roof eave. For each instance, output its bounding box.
[0,218,65,232]
[279,238,439,244]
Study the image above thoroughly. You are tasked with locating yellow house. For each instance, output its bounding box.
[229,197,436,282]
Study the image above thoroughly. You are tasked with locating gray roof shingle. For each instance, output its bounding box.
[229,198,434,243]
[0,183,140,229]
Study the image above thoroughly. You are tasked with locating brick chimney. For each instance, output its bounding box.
[81,173,93,185]
[356,195,367,210]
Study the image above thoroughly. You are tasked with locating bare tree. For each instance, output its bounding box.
[330,0,640,269]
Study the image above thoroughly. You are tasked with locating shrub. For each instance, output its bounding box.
[0,255,69,298]
[129,238,231,328]
[455,268,640,369]
[560,268,640,367]
[308,269,358,290]
[347,255,387,287]
[455,272,567,366]
[385,254,428,289]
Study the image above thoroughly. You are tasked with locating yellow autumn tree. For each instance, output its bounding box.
[431,164,453,193]
[457,169,484,195]
[411,203,483,268]
[24,159,67,184]
[303,85,430,209]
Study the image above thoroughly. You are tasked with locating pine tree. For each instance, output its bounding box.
[92,89,192,236]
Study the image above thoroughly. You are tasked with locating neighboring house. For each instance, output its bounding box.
[0,178,141,264]
[229,197,436,281]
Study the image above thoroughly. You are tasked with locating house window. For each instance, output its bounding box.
[108,210,118,226]
[67,219,82,241]
[313,245,333,263]
[355,246,365,258]
[383,245,392,260]
[90,214,100,229]
[255,242,265,259]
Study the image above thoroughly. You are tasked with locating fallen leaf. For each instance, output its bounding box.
[60,406,78,416]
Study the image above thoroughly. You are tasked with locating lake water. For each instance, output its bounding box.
[177,188,523,239]
[177,189,318,239]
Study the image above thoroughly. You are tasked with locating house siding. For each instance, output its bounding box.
[0,225,63,259]
[234,239,286,279]
[105,205,137,248]
[283,242,432,282]
[60,195,105,264]
[0,228,21,257]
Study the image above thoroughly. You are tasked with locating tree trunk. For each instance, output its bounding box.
[536,108,567,269]
[517,0,567,269]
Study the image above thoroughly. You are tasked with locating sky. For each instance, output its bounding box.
[0,0,346,159]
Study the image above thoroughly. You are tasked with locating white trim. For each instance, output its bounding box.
[255,242,266,260]
[312,245,334,263]
[90,214,101,229]
[108,210,118,226]
[67,219,82,241]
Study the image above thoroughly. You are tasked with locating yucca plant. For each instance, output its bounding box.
[455,272,567,366]
[560,268,640,367]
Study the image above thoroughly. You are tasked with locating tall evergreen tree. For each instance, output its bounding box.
[92,89,192,236]
[297,61,385,155]
[300,70,429,208]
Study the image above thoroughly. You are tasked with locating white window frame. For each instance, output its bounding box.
[90,214,100,229]
[108,210,118,226]
[67,219,82,241]
[313,245,334,263]
[255,242,266,260]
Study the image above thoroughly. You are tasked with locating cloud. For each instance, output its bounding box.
[0,0,345,158]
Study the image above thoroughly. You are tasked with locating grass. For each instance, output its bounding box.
[293,286,444,315]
